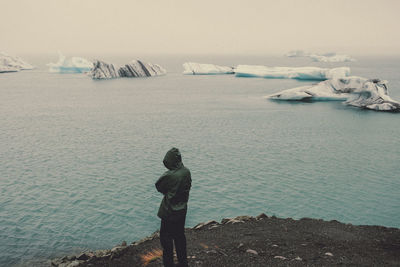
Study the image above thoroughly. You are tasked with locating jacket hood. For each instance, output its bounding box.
[163,147,183,170]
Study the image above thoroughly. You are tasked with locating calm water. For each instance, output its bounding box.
[1,54,399,266]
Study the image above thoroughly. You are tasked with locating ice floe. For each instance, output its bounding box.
[235,65,350,80]
[286,50,355,62]
[0,52,33,73]
[267,76,400,111]
[183,62,234,75]
[47,52,93,73]
[90,60,166,79]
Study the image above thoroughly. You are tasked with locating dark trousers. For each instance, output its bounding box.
[160,216,188,267]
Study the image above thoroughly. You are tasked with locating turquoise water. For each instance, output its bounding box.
[1,55,399,266]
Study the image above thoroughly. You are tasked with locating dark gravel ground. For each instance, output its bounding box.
[78,215,400,267]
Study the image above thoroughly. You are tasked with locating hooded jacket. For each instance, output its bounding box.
[156,148,192,220]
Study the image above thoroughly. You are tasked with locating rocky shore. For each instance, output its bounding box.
[51,214,400,266]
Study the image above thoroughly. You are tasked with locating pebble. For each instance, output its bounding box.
[246,249,258,255]
[237,243,244,249]
[294,256,302,261]
[325,252,334,257]
[274,256,287,260]
[271,244,279,247]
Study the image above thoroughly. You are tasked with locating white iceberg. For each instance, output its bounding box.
[235,65,350,80]
[47,52,93,73]
[90,59,166,79]
[285,50,308,57]
[0,52,33,73]
[309,53,355,63]
[183,62,234,75]
[285,50,355,62]
[267,76,400,111]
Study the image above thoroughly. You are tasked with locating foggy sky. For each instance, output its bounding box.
[2,0,400,55]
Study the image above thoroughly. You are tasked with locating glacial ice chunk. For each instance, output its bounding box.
[0,52,33,73]
[90,61,119,79]
[267,77,400,111]
[285,50,355,62]
[183,62,234,75]
[47,52,93,73]
[90,60,166,79]
[235,65,350,80]
[285,50,308,57]
[309,53,355,63]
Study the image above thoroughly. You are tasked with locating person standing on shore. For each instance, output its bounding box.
[156,148,192,267]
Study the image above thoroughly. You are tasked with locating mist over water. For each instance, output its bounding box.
[1,54,399,266]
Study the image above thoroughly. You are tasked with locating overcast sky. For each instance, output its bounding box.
[1,0,399,55]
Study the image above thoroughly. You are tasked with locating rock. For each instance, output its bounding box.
[272,244,279,247]
[94,249,111,258]
[121,241,127,246]
[274,256,287,260]
[76,253,90,261]
[294,256,302,261]
[237,243,244,249]
[234,215,253,221]
[256,213,268,220]
[221,218,245,224]
[325,252,334,257]
[193,220,219,230]
[246,249,258,255]
[221,218,230,224]
[51,258,63,266]
[66,261,83,267]
[111,246,124,253]
[67,255,77,261]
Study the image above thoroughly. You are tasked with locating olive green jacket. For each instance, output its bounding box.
[156,148,192,220]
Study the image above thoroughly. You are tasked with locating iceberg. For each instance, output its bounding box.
[90,61,119,79]
[285,50,308,57]
[267,77,400,111]
[47,52,93,73]
[285,50,355,62]
[0,52,33,73]
[90,60,166,79]
[309,53,355,63]
[235,65,350,80]
[183,62,234,75]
